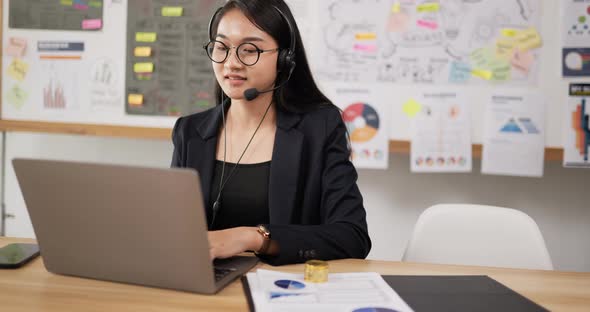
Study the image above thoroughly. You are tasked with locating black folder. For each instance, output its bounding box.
[241,275,549,312]
[381,275,549,312]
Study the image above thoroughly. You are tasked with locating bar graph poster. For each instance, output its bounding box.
[564,83,590,168]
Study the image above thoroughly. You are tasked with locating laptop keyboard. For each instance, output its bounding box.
[214,267,236,282]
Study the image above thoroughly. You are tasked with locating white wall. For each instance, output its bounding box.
[1,132,588,272]
[1,0,588,272]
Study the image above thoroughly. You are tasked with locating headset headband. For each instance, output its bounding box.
[207,5,296,56]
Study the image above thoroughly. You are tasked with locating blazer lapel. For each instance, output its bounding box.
[191,101,228,218]
[269,109,303,224]
[188,137,217,216]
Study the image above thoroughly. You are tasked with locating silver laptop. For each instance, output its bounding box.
[12,158,258,294]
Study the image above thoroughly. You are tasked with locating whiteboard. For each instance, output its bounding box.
[1,0,578,148]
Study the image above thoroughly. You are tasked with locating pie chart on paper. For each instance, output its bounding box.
[274,279,306,290]
[343,102,380,143]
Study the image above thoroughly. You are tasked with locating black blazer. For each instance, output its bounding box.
[171,102,371,265]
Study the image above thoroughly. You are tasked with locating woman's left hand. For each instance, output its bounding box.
[208,227,262,260]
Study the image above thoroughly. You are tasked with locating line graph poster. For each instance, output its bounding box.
[564,83,590,168]
[314,0,543,86]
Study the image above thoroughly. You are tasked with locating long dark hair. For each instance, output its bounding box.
[209,0,332,113]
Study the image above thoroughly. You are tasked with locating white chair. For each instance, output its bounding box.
[402,204,553,270]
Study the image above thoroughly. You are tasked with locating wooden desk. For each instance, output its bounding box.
[1,237,589,311]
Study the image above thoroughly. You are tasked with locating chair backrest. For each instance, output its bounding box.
[402,204,553,270]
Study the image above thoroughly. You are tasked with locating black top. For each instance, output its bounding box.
[210,160,271,230]
[171,102,371,265]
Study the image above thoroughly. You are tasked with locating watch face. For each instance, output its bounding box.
[258,225,271,238]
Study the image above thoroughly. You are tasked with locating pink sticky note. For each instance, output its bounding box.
[511,50,535,74]
[417,19,438,30]
[5,37,27,58]
[353,44,377,53]
[387,12,410,32]
[82,19,102,30]
[73,3,89,10]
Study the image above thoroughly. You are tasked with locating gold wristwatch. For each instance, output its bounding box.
[256,224,271,254]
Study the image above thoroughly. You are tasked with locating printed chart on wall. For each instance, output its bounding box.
[409,92,471,173]
[314,0,543,86]
[564,83,590,168]
[3,0,115,125]
[561,0,590,77]
[324,86,390,169]
[482,93,545,177]
[2,0,222,128]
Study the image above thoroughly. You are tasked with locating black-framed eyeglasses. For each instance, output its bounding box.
[203,41,279,66]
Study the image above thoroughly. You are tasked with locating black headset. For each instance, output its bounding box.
[207,4,297,74]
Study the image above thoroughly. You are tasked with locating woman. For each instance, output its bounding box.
[171,0,371,265]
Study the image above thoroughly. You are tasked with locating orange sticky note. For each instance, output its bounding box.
[134,46,152,57]
[511,49,535,74]
[6,37,27,58]
[355,33,377,40]
[128,94,144,106]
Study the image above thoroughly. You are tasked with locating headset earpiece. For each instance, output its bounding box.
[273,5,297,75]
[277,49,295,73]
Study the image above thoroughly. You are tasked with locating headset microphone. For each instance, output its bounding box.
[243,65,295,101]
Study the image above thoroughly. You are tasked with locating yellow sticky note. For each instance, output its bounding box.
[162,6,183,17]
[417,3,440,13]
[391,3,401,13]
[128,94,144,106]
[515,28,542,52]
[495,38,516,60]
[355,33,377,40]
[501,28,519,37]
[7,58,29,82]
[134,62,154,73]
[136,32,157,43]
[134,46,152,57]
[403,99,422,118]
[471,69,493,80]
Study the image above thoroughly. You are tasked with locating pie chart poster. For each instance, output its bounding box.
[325,86,390,169]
